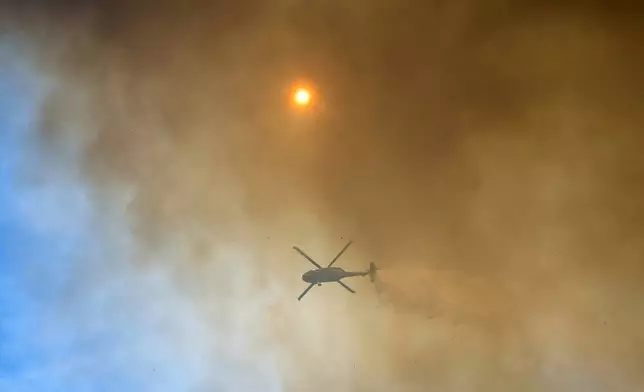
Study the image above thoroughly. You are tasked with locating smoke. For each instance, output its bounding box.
[2,0,644,391]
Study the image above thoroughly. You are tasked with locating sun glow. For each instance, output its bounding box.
[293,88,311,106]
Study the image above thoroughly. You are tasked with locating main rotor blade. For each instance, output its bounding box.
[327,240,352,267]
[337,280,356,294]
[297,283,316,301]
[293,246,322,269]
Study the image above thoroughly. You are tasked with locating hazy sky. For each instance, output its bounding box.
[1,1,644,391]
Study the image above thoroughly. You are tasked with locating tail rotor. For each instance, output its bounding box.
[368,262,378,283]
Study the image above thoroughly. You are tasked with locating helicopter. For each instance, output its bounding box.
[293,240,377,301]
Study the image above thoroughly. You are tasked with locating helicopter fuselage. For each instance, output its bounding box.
[302,267,367,284]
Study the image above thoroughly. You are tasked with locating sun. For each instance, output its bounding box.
[293,87,312,107]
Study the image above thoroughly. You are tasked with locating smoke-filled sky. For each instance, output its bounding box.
[1,1,644,391]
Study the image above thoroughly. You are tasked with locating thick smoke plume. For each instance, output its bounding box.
[2,1,644,391]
